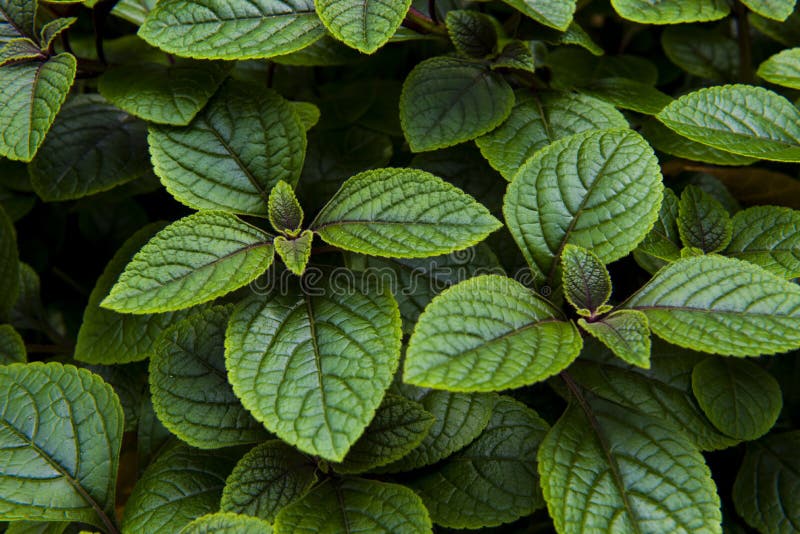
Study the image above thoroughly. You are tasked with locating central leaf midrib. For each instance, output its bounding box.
[304,293,336,454]
[205,122,269,202]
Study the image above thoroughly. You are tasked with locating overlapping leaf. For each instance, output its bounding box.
[579,310,652,369]
[677,185,732,253]
[181,513,272,534]
[610,0,729,23]
[316,0,411,54]
[757,47,800,89]
[724,205,800,278]
[500,0,576,30]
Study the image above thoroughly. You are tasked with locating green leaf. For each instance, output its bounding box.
[633,188,682,274]
[733,431,800,534]
[399,56,514,152]
[0,38,42,65]
[111,0,156,26]
[0,324,24,363]
[500,0,576,31]
[138,0,325,60]
[446,10,499,59]
[741,0,796,21]
[150,306,268,449]
[0,53,76,162]
[751,9,800,45]
[677,185,732,253]
[98,60,230,125]
[225,278,401,462]
[87,362,146,433]
[28,94,150,201]
[0,363,123,529]
[149,81,306,216]
[657,84,800,162]
[691,357,782,440]
[561,244,611,316]
[220,440,317,522]
[136,394,171,470]
[504,128,663,284]
[757,47,800,89]
[491,40,537,73]
[625,255,800,356]
[102,211,274,314]
[475,91,628,181]
[408,396,549,529]
[661,25,738,81]
[579,310,652,369]
[272,34,362,66]
[724,205,800,278]
[122,442,239,534]
[181,512,272,534]
[640,118,758,166]
[274,230,312,276]
[0,0,36,45]
[0,203,18,318]
[315,0,411,54]
[548,48,658,88]
[273,478,432,533]
[5,521,68,534]
[539,396,723,534]
[311,168,501,258]
[268,180,303,234]
[39,17,76,51]
[610,0,729,24]
[290,101,320,131]
[404,275,583,391]
[377,386,494,472]
[579,78,673,115]
[333,393,435,474]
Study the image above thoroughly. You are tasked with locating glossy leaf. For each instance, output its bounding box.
[757,47,800,89]
[610,0,729,23]
[741,0,796,21]
[561,244,612,316]
[579,310,651,369]
[661,25,738,80]
[579,78,672,115]
[181,512,272,534]
[0,1,35,45]
[724,205,800,278]
[315,0,411,54]
[274,230,313,276]
[500,0,576,31]
[677,185,732,253]
[640,118,758,166]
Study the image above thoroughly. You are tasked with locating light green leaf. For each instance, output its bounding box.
[39,18,76,51]
[221,440,317,522]
[273,478,432,534]
[111,0,156,26]
[610,0,729,24]
[692,357,782,440]
[98,60,230,125]
[561,244,611,316]
[5,521,68,534]
[409,396,549,529]
[579,78,673,115]
[150,306,268,449]
[399,56,514,152]
[274,230,312,276]
[138,0,325,60]
[625,255,800,356]
[268,180,303,234]
[446,10,499,59]
[0,363,123,530]
[333,393,435,474]
[500,0,576,31]
[311,168,501,258]
[181,512,272,534]
[29,94,150,201]
[0,203,18,318]
[225,278,401,462]
[475,91,628,181]
[640,118,758,166]
[741,0,796,21]
[0,324,25,363]
[0,53,76,162]
[315,0,411,54]
[504,128,663,284]
[733,431,800,534]
[404,275,583,392]
[661,25,738,80]
[0,0,36,45]
[101,211,274,314]
[657,84,800,162]
[122,442,239,534]
[579,310,651,369]
[149,81,306,216]
[377,386,494,472]
[539,396,722,534]
[633,188,682,273]
[724,205,800,278]
[677,185,732,253]
[290,101,320,131]
[757,47,800,89]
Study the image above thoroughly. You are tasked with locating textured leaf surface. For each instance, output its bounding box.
[561,244,611,315]
[39,18,76,52]
[757,47,800,89]
[626,255,800,356]
[446,10,499,59]
[0,363,122,528]
[405,275,582,391]
[579,310,651,369]
[122,442,239,534]
[677,185,732,253]
[657,85,800,162]
[724,205,800,278]
[692,357,782,440]
[333,393,435,474]
[640,119,757,166]
[181,512,272,534]
[733,431,800,534]
[150,306,267,448]
[580,78,672,115]
[138,0,325,60]
[0,1,35,46]
[539,396,722,534]
[311,168,501,258]
[274,231,312,276]
[29,94,149,201]
[610,0,729,23]
[741,0,796,20]
[0,203,18,318]
[273,478,432,533]
[400,57,514,152]
[504,128,663,283]
[475,91,627,181]
[0,324,24,363]
[500,0,576,30]
[316,0,411,54]
[226,279,401,461]
[221,440,317,522]
[149,81,306,216]
[111,0,156,26]
[99,60,230,125]
[634,188,681,273]
[268,180,303,234]
[102,211,274,314]
[661,26,738,80]
[0,53,76,162]
[409,396,549,529]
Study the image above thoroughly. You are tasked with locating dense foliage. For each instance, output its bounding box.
[2,0,800,533]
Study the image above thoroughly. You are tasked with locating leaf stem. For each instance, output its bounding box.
[402,7,448,36]
[428,0,439,24]
[734,1,753,83]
